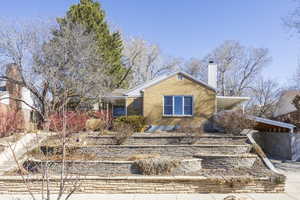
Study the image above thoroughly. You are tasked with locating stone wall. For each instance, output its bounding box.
[194,154,257,169]
[72,145,251,158]
[0,176,284,194]
[86,135,247,145]
[24,159,202,176]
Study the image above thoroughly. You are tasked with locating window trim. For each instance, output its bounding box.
[163,95,193,117]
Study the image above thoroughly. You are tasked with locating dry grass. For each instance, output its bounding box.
[134,158,181,175]
[29,146,98,161]
[128,154,160,161]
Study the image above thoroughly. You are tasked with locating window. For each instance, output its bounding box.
[0,86,6,92]
[163,96,193,116]
[113,105,125,117]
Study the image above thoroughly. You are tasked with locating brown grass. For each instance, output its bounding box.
[134,158,181,175]
[128,154,160,161]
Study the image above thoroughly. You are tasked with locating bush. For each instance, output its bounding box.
[174,125,203,144]
[85,118,105,131]
[271,174,286,185]
[134,158,181,175]
[48,112,89,133]
[114,115,146,132]
[214,111,256,135]
[113,122,134,145]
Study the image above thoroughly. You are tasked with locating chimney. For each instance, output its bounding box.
[208,61,217,88]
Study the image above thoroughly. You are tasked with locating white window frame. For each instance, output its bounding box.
[163,95,193,117]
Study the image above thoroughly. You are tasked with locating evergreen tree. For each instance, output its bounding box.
[57,0,126,88]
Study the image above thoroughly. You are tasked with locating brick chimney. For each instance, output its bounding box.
[5,63,22,112]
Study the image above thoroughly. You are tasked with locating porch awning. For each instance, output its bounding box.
[216,96,250,111]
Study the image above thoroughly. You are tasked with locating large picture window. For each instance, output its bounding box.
[163,96,193,116]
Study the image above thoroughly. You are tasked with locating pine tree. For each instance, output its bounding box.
[57,0,126,88]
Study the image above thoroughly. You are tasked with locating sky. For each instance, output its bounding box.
[0,0,299,86]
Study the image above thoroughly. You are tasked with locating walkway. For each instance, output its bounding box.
[0,132,48,175]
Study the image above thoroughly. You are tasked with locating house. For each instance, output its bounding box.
[0,64,35,131]
[274,90,300,129]
[101,62,249,130]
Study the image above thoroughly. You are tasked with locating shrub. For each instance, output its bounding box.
[113,122,134,145]
[214,110,256,135]
[48,112,89,133]
[0,111,24,138]
[134,158,181,175]
[174,125,203,144]
[114,115,146,132]
[271,174,286,185]
[85,118,105,131]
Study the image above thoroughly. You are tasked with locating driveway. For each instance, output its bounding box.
[271,159,300,200]
[2,160,300,200]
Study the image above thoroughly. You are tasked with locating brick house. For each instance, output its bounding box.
[101,62,250,130]
[0,64,35,131]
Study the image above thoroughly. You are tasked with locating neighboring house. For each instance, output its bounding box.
[274,90,300,129]
[0,64,35,130]
[101,62,250,130]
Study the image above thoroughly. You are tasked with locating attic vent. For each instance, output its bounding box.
[177,74,184,80]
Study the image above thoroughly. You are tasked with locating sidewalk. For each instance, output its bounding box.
[1,193,298,200]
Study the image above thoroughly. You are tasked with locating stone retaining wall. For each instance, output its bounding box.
[24,159,202,176]
[86,136,247,145]
[0,176,284,194]
[194,154,257,169]
[72,145,251,158]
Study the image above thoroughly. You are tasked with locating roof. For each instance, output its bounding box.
[125,71,216,97]
[247,115,296,132]
[274,90,300,117]
[216,96,250,110]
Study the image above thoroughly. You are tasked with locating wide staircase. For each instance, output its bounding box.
[0,131,285,194]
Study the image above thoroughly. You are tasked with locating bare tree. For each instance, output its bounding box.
[247,78,281,117]
[0,19,54,122]
[0,19,103,200]
[283,1,300,89]
[122,37,180,87]
[0,19,111,125]
[183,58,207,82]
[33,20,111,114]
[204,41,271,96]
[8,95,81,200]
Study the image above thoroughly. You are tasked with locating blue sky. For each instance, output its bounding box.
[1,0,299,85]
